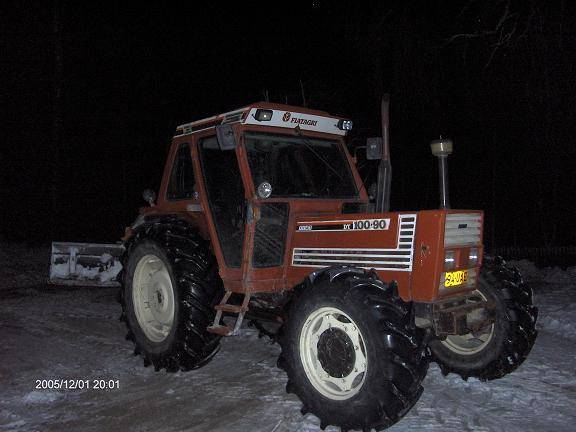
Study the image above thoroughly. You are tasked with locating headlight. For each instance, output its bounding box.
[444,250,456,270]
[337,119,353,130]
[468,248,479,266]
[257,181,272,199]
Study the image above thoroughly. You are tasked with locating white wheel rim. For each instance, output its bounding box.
[299,306,367,400]
[132,254,175,343]
[441,290,495,355]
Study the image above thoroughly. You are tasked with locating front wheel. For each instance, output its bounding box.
[278,272,428,431]
[429,256,538,381]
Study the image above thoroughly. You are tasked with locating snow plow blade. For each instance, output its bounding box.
[49,242,124,287]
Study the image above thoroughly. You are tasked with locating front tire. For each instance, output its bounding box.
[278,272,428,431]
[429,256,538,380]
[120,223,224,372]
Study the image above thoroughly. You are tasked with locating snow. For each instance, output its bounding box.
[1,245,575,431]
[23,391,62,404]
[509,260,576,340]
[49,245,122,285]
[50,259,122,284]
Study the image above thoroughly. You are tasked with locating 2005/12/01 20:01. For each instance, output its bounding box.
[35,379,120,390]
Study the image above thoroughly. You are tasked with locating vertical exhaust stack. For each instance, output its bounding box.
[375,95,392,213]
[430,137,453,209]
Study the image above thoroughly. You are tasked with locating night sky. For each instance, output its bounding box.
[1,1,574,259]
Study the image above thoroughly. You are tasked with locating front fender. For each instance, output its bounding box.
[307,265,364,285]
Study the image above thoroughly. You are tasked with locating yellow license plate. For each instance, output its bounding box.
[444,270,469,287]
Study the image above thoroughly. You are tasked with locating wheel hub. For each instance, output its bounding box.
[317,328,356,378]
[299,306,367,400]
[132,254,175,343]
[440,289,495,355]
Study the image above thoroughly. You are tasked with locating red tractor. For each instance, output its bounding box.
[50,98,537,431]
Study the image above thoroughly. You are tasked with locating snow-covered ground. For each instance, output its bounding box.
[1,245,575,432]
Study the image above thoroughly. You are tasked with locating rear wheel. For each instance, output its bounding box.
[439,290,495,356]
[429,256,538,381]
[278,272,428,431]
[120,223,224,372]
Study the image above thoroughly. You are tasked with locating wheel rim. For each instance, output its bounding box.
[132,254,175,343]
[440,290,495,355]
[299,306,367,400]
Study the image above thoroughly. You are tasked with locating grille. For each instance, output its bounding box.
[253,203,289,268]
[292,248,413,270]
[292,214,417,271]
[444,213,482,247]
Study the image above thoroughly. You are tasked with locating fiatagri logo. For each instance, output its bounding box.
[282,111,318,126]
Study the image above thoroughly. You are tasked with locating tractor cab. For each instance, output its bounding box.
[154,103,367,288]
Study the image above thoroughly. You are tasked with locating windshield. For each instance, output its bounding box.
[245,132,358,199]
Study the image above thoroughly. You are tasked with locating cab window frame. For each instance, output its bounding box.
[166,142,196,201]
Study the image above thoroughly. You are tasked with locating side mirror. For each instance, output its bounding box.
[215,124,237,150]
[366,137,383,160]
[142,189,156,206]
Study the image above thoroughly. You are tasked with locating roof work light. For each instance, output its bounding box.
[337,119,353,131]
[254,109,273,121]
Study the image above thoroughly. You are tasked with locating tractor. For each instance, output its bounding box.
[50,98,538,431]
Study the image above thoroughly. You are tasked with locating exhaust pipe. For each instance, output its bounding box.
[375,95,392,213]
[430,137,453,209]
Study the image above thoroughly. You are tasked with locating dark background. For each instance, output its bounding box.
[1,1,574,260]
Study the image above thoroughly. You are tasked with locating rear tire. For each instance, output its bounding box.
[278,271,428,431]
[429,256,538,380]
[120,221,224,372]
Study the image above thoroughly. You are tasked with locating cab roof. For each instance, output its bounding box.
[174,102,350,138]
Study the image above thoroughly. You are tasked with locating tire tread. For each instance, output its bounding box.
[119,216,224,372]
[431,256,538,381]
[278,271,428,431]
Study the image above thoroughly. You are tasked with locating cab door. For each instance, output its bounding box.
[196,134,247,288]
[238,134,290,292]
[247,200,289,287]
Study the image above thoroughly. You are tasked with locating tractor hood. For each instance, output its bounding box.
[285,210,484,302]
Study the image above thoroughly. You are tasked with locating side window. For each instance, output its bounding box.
[198,136,246,268]
[167,143,195,200]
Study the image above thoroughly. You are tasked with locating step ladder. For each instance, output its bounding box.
[207,291,250,336]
